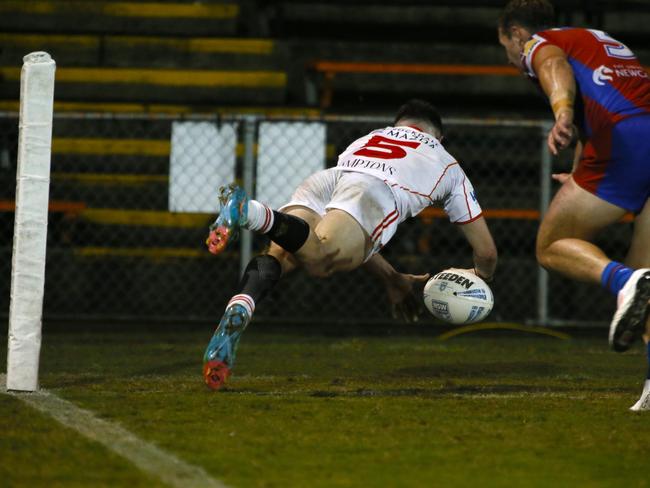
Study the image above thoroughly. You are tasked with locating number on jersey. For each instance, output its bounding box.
[354,135,420,160]
[589,29,635,60]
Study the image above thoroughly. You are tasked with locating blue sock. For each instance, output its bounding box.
[600,261,634,295]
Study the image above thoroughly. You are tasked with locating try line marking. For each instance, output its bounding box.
[1,374,229,488]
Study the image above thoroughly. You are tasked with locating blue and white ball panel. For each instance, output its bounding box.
[423,270,494,325]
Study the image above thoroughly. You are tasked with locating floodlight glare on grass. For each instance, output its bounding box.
[6,52,56,392]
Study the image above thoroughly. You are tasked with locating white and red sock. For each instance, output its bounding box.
[245,200,274,233]
[227,294,255,317]
[246,202,310,253]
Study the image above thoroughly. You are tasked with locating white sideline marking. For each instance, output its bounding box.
[1,374,229,488]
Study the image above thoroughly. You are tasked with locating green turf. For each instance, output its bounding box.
[2,326,650,487]
[0,391,161,487]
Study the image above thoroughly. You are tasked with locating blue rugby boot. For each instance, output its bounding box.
[202,304,251,390]
[206,184,248,255]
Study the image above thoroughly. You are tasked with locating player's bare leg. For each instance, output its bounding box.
[267,206,322,274]
[536,177,626,283]
[536,177,650,352]
[294,209,370,277]
[625,199,650,270]
[206,182,368,275]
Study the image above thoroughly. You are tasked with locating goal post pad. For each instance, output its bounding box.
[6,52,56,392]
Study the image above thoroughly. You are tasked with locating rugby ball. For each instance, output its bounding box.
[423,269,493,324]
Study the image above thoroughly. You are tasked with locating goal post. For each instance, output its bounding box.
[6,52,56,392]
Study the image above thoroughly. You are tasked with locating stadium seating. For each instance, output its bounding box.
[271,0,650,113]
[0,1,240,36]
[1,1,648,111]
[0,0,284,105]
[0,32,287,106]
[307,61,525,109]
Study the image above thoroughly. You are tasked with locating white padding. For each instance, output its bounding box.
[256,122,326,209]
[7,52,56,392]
[169,121,237,212]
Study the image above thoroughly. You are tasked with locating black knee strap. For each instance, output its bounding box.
[267,212,310,253]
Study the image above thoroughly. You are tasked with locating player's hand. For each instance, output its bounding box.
[450,267,493,283]
[386,273,430,323]
[551,172,572,184]
[548,112,576,156]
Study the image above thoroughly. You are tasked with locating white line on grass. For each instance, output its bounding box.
[1,374,229,488]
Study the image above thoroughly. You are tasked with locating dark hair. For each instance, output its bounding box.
[499,0,554,35]
[393,99,443,136]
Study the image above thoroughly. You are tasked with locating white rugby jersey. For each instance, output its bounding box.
[335,125,482,224]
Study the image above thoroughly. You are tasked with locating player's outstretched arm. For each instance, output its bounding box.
[362,254,430,323]
[458,217,498,282]
[534,44,577,156]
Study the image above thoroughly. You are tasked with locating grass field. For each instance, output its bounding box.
[2,324,650,487]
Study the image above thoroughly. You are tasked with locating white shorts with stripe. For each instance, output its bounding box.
[279,168,399,261]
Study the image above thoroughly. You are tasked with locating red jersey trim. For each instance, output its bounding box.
[370,208,399,241]
[461,174,472,219]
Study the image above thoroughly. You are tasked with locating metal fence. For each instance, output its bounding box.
[0,112,630,326]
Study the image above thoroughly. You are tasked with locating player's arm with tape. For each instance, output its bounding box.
[533,44,577,156]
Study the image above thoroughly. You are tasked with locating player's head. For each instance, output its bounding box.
[499,0,554,34]
[394,99,443,139]
[498,0,554,68]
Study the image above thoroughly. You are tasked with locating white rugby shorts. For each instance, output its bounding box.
[279,168,399,259]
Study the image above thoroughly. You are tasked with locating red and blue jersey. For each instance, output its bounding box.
[522,28,650,212]
[522,27,650,136]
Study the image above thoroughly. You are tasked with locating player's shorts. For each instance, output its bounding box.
[574,115,650,213]
[279,168,399,260]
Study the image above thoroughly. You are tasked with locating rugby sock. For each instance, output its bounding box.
[600,261,634,295]
[646,342,650,379]
[226,254,282,317]
[245,200,310,253]
[246,200,275,233]
[226,294,255,318]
